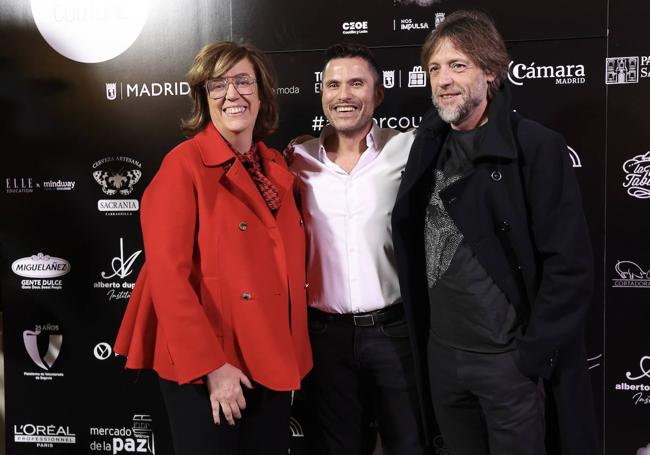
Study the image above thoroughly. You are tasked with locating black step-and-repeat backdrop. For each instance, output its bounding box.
[0,0,648,453]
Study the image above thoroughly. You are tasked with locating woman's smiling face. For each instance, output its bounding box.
[207,57,260,144]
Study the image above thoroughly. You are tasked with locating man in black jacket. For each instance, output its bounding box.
[391,10,599,455]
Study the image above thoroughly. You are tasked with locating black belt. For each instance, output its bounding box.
[308,304,404,327]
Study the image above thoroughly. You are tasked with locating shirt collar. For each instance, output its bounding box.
[316,122,379,162]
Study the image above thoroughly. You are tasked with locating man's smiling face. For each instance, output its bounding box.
[321,56,383,135]
[428,38,495,130]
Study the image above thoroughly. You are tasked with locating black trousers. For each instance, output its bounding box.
[159,377,291,455]
[427,337,546,455]
[307,311,427,455]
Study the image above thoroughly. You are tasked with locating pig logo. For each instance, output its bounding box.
[612,260,650,288]
[615,261,649,279]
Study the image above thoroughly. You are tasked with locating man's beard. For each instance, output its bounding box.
[432,90,482,125]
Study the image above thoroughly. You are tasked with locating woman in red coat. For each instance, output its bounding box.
[114,41,312,455]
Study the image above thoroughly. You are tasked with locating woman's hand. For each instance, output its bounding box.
[205,363,253,425]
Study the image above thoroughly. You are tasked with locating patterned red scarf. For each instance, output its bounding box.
[235,144,281,212]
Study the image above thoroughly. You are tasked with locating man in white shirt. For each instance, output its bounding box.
[290,43,428,455]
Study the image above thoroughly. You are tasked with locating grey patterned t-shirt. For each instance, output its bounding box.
[424,127,517,352]
[424,131,472,287]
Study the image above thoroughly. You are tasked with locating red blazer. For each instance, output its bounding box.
[114,123,312,390]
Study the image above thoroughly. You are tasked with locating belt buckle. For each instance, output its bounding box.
[353,314,375,327]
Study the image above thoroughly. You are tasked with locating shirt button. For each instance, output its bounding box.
[304,282,309,289]
[239,221,248,231]
[491,170,502,182]
[241,292,252,300]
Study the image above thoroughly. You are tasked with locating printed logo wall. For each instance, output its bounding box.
[22,323,64,382]
[94,237,142,301]
[614,355,650,406]
[89,414,156,454]
[12,253,70,290]
[612,260,650,288]
[2,2,164,454]
[622,151,650,199]
[2,0,645,454]
[508,60,587,86]
[605,56,650,85]
[92,157,143,215]
[5,178,76,194]
[14,423,76,449]
[105,82,190,101]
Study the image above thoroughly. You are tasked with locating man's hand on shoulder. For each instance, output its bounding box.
[283,135,315,165]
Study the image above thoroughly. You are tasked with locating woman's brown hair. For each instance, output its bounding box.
[181,41,279,140]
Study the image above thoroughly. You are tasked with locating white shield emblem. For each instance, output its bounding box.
[383,71,395,89]
[105,83,117,100]
[23,329,62,371]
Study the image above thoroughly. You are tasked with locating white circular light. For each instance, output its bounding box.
[31,0,149,64]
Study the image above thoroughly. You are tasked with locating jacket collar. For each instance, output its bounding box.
[194,122,237,166]
[194,121,288,172]
[193,122,294,227]
[316,122,379,161]
[395,84,519,211]
[419,83,518,161]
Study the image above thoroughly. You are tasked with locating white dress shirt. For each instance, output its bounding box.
[290,124,416,314]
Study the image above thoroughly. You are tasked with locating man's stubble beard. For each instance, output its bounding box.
[432,89,483,125]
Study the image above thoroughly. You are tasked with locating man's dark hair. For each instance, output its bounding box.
[421,10,510,99]
[323,43,382,85]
